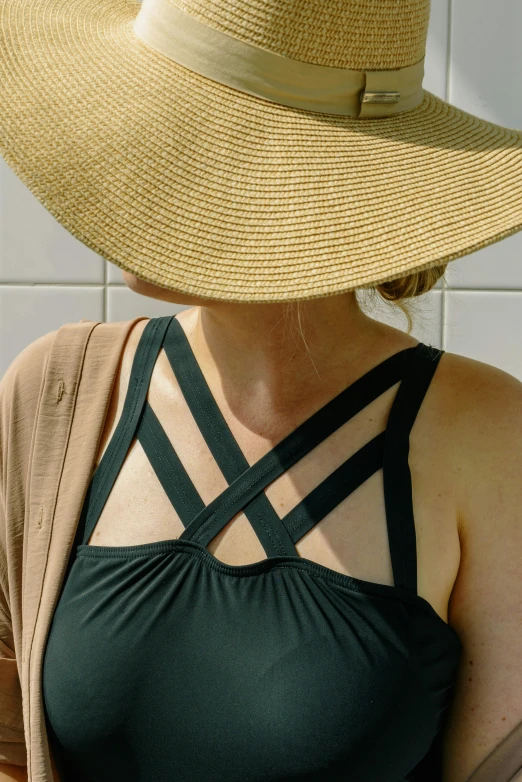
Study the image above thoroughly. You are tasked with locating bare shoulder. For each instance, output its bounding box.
[434,350,522,530]
[433,348,522,558]
[117,316,152,386]
[431,350,522,781]
[125,315,151,348]
[435,348,522,418]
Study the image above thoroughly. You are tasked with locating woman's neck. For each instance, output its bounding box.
[176,296,413,429]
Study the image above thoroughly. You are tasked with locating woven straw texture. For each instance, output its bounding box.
[1,0,522,303]
[169,0,431,69]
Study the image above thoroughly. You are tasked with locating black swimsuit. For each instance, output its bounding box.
[42,314,462,781]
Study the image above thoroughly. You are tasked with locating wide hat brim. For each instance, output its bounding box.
[1,0,522,303]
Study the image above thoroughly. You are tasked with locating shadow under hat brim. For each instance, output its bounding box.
[1,0,522,302]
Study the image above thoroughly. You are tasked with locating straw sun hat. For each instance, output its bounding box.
[1,0,521,303]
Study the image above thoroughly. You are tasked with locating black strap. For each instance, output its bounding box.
[162,317,296,557]
[80,315,443,599]
[137,401,205,525]
[383,343,444,594]
[163,317,416,555]
[282,432,386,544]
[80,316,174,547]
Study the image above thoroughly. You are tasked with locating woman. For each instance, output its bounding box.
[0,0,522,780]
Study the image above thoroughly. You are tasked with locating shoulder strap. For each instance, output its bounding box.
[382,343,444,595]
[78,316,174,547]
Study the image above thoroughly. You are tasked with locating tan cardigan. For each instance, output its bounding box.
[0,317,521,781]
[0,317,146,780]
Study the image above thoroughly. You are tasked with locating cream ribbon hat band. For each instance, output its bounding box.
[133,0,426,119]
[1,0,521,302]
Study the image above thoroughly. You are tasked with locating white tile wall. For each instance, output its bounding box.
[1,1,521,380]
[0,286,104,374]
[445,291,522,377]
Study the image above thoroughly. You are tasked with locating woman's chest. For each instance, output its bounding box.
[45,551,452,782]
[84,332,461,626]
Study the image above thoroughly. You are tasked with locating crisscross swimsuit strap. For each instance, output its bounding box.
[78,315,443,595]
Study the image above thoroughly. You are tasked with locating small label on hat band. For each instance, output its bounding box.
[133,0,425,119]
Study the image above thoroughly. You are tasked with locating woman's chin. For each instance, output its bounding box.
[120,269,204,307]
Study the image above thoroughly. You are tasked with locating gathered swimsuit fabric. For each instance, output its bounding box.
[42,315,462,782]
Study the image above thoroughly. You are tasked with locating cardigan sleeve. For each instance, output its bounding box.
[0,330,58,766]
[0,505,26,766]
